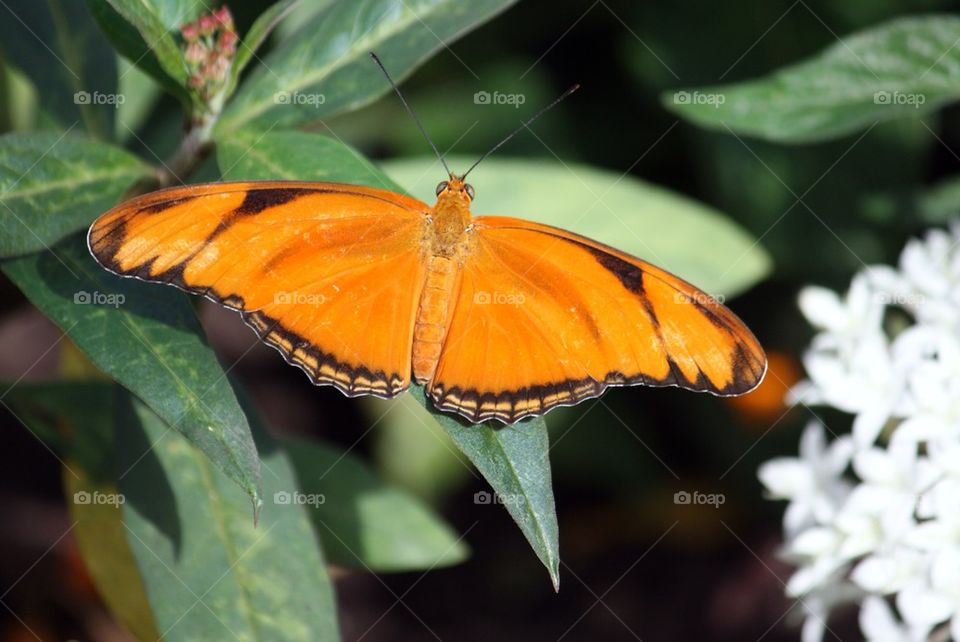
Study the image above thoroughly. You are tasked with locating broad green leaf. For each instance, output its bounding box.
[274,0,334,40]
[85,0,206,100]
[119,397,339,641]
[216,0,519,134]
[385,156,771,297]
[226,0,300,98]
[664,15,960,143]
[0,131,153,257]
[101,0,206,81]
[217,129,401,191]
[0,0,117,139]
[409,386,560,590]
[283,435,469,571]
[1,234,262,509]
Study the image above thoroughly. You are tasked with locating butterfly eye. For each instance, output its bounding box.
[464,184,475,200]
[435,181,448,196]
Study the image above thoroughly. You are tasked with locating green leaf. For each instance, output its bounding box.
[217,129,401,191]
[410,386,560,589]
[385,156,771,297]
[283,435,469,571]
[0,131,153,257]
[273,0,335,41]
[226,0,300,99]
[118,396,339,641]
[0,0,117,139]
[663,15,960,143]
[216,0,519,134]
[1,234,262,509]
[85,0,206,101]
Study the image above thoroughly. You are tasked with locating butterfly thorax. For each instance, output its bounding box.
[428,183,473,258]
[412,179,474,382]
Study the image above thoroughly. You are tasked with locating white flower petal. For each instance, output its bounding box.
[787,557,848,596]
[826,436,855,474]
[896,583,954,627]
[791,527,841,557]
[859,596,902,640]
[799,287,848,331]
[853,448,900,486]
[759,459,813,498]
[800,421,827,460]
[801,612,827,642]
[852,552,927,594]
[931,549,960,596]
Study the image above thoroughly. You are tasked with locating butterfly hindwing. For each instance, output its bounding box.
[89,181,430,397]
[427,216,766,423]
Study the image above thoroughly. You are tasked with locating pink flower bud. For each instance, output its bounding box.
[199,14,215,35]
[181,23,199,40]
[219,31,237,56]
[185,42,206,63]
[214,6,234,29]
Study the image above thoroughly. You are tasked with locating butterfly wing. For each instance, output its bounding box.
[428,216,767,423]
[89,181,430,397]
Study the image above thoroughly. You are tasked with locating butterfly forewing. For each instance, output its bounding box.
[427,216,766,423]
[88,181,430,397]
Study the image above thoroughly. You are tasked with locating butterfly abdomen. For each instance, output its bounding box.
[412,255,461,382]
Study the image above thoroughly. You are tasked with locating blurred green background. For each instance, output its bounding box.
[3,0,960,640]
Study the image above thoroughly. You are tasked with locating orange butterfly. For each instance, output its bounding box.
[86,60,766,424]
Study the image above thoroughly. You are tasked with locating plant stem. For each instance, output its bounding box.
[158,114,215,187]
[157,90,227,187]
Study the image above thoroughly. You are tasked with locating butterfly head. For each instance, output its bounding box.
[435,175,475,203]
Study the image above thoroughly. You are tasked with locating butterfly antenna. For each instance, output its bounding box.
[370,52,451,176]
[461,84,580,180]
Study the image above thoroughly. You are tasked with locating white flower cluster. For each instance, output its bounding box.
[759,225,960,642]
